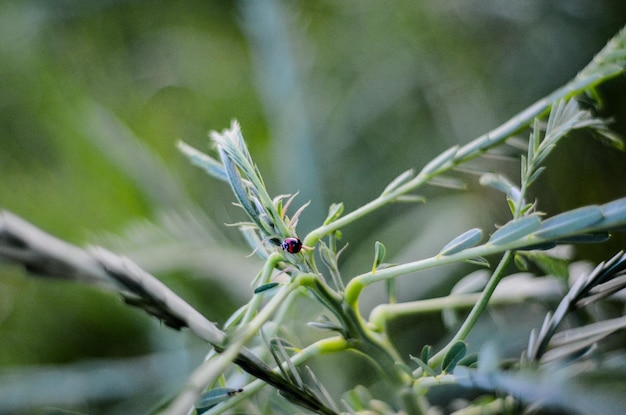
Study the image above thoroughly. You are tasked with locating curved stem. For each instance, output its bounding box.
[242,252,283,323]
[204,336,350,415]
[427,251,514,369]
[303,59,624,249]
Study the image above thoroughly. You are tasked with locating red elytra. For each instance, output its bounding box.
[280,237,303,254]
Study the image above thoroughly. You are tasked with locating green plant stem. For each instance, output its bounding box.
[160,334,247,415]
[426,251,514,369]
[303,43,625,250]
[368,286,557,330]
[302,275,407,384]
[242,252,282,323]
[162,274,314,415]
[344,203,626,309]
[204,336,350,415]
[301,275,416,411]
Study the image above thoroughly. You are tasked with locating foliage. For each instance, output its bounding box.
[2,3,626,415]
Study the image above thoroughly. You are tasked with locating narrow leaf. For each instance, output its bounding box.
[555,232,610,244]
[517,242,557,251]
[550,315,626,348]
[578,274,626,307]
[343,385,373,411]
[409,355,437,377]
[420,146,459,175]
[395,194,427,203]
[514,253,529,271]
[272,337,302,387]
[526,166,546,187]
[385,278,396,304]
[254,282,280,294]
[308,321,343,332]
[540,335,602,364]
[457,353,479,368]
[522,252,570,279]
[427,175,466,190]
[464,257,490,267]
[382,169,414,195]
[395,361,415,377]
[372,241,386,273]
[488,216,541,245]
[442,341,467,373]
[305,366,340,413]
[593,126,624,150]
[420,345,431,363]
[599,197,626,228]
[177,140,228,182]
[196,387,243,412]
[219,147,257,221]
[535,206,603,239]
[323,202,344,225]
[308,315,343,332]
[479,173,521,202]
[439,228,483,256]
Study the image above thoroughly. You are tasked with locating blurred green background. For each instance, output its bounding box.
[1,0,626,413]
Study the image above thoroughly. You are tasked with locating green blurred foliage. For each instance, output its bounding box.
[1,0,625,413]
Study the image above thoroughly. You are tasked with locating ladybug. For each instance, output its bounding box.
[281,237,303,254]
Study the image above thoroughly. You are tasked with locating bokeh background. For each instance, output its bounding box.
[1,1,626,413]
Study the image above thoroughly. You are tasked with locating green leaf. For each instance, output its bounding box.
[464,257,490,267]
[488,216,541,245]
[522,252,569,279]
[323,202,344,225]
[177,140,228,182]
[343,385,373,411]
[534,205,603,239]
[439,228,483,256]
[555,232,610,244]
[372,241,386,273]
[385,278,396,304]
[196,387,243,413]
[593,125,624,150]
[479,173,521,205]
[254,282,280,294]
[442,341,467,373]
[420,344,431,363]
[526,166,546,187]
[409,355,437,377]
[599,197,626,228]
[395,361,415,377]
[382,169,414,195]
[540,317,626,364]
[514,253,529,271]
[517,242,557,251]
[219,147,258,221]
[308,316,343,332]
[308,321,343,332]
[427,175,466,190]
[506,198,517,216]
[395,194,427,203]
[269,337,302,387]
[457,353,479,368]
[420,146,459,175]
